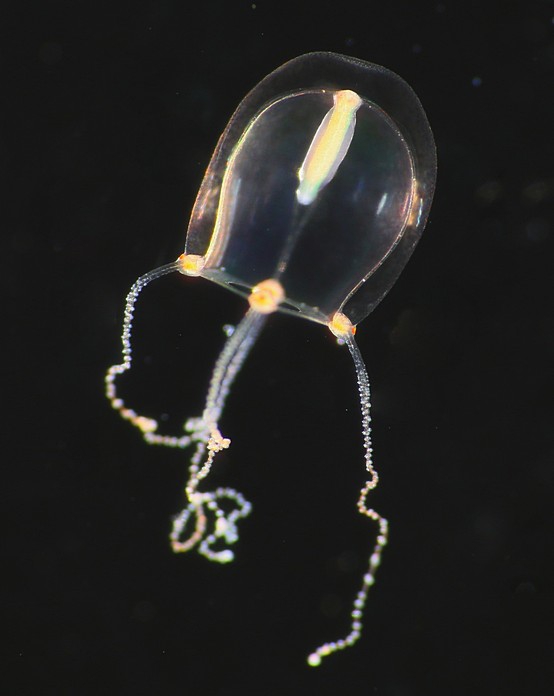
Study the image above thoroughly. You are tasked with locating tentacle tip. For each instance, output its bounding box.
[307,653,321,667]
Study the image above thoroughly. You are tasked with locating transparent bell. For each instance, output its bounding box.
[185,52,436,325]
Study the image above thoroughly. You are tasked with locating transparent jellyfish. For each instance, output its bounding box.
[105,52,436,666]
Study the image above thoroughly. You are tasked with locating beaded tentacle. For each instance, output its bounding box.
[105,261,193,448]
[106,265,266,564]
[171,309,267,561]
[308,321,389,667]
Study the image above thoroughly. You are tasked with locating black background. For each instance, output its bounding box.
[4,1,553,695]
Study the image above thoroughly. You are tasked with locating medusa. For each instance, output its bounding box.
[105,52,436,666]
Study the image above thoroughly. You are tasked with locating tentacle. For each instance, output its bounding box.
[307,332,389,667]
[170,309,267,558]
[105,261,193,448]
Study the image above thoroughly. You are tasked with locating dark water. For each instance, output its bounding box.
[4,1,553,695]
